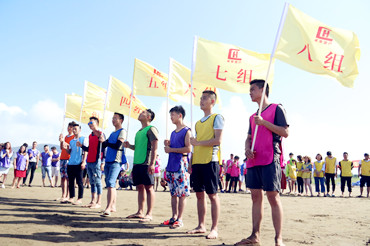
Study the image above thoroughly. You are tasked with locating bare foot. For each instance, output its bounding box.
[235,235,260,245]
[186,226,206,234]
[83,202,94,208]
[206,229,218,239]
[139,215,152,223]
[90,204,101,209]
[275,238,285,246]
[126,213,144,219]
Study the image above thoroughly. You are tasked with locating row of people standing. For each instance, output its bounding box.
[284,152,370,197]
[0,142,61,189]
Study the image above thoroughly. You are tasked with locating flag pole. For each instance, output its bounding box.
[190,36,198,132]
[61,94,67,134]
[251,2,289,152]
[126,59,136,144]
[166,58,173,139]
[99,76,111,160]
[79,81,87,126]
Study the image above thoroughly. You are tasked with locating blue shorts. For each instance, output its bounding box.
[104,162,121,188]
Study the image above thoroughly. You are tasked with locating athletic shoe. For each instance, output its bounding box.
[162,218,175,226]
[1,184,5,189]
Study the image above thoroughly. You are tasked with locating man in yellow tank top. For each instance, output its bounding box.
[187,90,224,240]
[324,151,337,197]
[338,152,353,197]
[358,153,370,197]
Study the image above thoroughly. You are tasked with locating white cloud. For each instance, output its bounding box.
[0,100,64,147]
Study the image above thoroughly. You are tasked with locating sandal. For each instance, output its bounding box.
[162,217,176,226]
[170,219,183,229]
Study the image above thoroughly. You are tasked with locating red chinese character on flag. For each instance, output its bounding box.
[237,69,252,84]
[204,87,216,92]
[216,65,227,81]
[323,52,344,72]
[148,77,159,88]
[315,27,333,44]
[297,44,313,62]
[227,49,242,63]
[120,96,130,107]
[133,106,142,114]
[184,84,196,97]
[153,69,164,78]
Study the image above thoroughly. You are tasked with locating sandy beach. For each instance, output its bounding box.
[0,171,369,246]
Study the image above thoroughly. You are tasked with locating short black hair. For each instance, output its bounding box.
[327,151,332,156]
[68,121,77,127]
[365,153,369,157]
[89,116,99,124]
[169,105,186,119]
[234,156,240,160]
[44,145,49,148]
[51,146,56,150]
[202,90,217,101]
[114,112,124,121]
[343,152,348,155]
[250,79,269,97]
[72,123,80,128]
[22,143,28,148]
[297,155,302,162]
[146,109,155,122]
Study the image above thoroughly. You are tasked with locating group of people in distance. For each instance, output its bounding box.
[4,79,369,245]
[0,141,61,189]
[283,152,370,198]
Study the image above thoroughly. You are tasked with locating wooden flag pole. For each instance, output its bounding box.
[166,58,174,140]
[190,36,198,132]
[251,2,289,152]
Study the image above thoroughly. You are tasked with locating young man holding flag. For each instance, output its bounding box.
[237,79,288,246]
[187,90,224,240]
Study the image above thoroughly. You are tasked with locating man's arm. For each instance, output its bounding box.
[254,115,289,138]
[245,134,254,159]
[190,129,223,147]
[358,163,362,176]
[164,130,191,154]
[148,139,158,175]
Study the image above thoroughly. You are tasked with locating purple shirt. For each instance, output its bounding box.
[16,153,28,171]
[41,152,52,167]
[28,149,40,163]
[166,127,190,172]
[1,149,13,168]
[51,153,60,167]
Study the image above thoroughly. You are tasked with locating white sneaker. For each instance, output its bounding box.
[1,184,5,189]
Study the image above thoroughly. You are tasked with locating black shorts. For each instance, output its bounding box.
[225,173,231,182]
[360,176,370,188]
[132,164,154,186]
[191,161,219,194]
[246,161,281,192]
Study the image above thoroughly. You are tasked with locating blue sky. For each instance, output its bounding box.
[1,0,369,165]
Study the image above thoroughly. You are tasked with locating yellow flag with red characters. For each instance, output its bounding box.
[275,5,360,87]
[133,58,168,97]
[192,37,274,94]
[106,76,147,120]
[65,93,111,129]
[169,58,221,106]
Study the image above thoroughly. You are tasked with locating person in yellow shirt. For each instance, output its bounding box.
[302,156,313,197]
[296,155,304,196]
[338,152,353,197]
[324,151,337,197]
[286,153,297,195]
[187,90,224,240]
[313,154,326,197]
[358,153,370,198]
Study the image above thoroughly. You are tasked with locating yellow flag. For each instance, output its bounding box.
[275,5,360,87]
[133,58,168,97]
[65,93,111,129]
[169,58,221,106]
[83,81,106,112]
[106,76,147,120]
[192,37,274,94]
[81,81,110,128]
[65,93,82,121]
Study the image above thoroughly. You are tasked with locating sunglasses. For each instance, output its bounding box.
[88,121,93,125]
